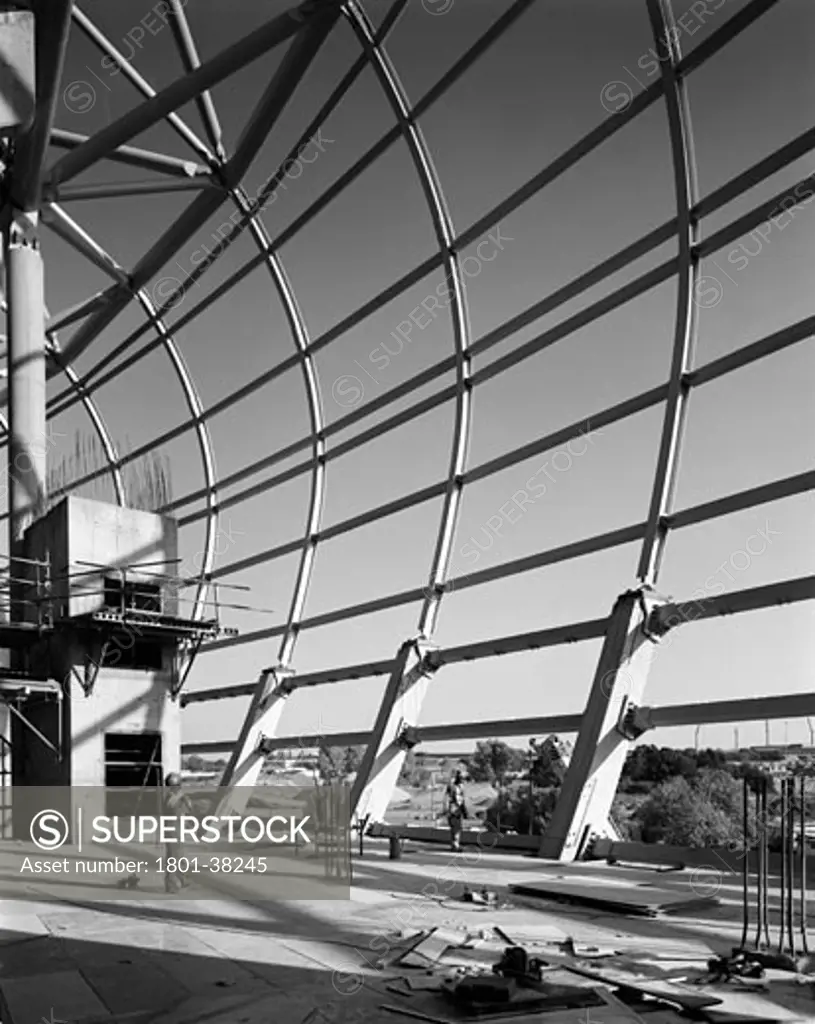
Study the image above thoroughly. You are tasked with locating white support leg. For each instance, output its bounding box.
[216,665,293,816]
[540,586,669,861]
[351,637,440,826]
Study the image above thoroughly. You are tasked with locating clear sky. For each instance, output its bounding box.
[12,0,814,757]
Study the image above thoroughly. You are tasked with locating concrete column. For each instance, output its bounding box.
[5,208,46,558]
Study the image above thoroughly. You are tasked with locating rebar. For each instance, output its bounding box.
[761,776,770,948]
[743,773,810,956]
[741,774,749,950]
[778,776,787,953]
[786,776,795,955]
[801,774,809,955]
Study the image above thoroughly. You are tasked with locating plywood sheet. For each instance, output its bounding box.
[509,879,716,917]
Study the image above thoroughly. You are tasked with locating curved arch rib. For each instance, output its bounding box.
[233,188,326,671]
[136,290,218,630]
[343,1,474,823]
[159,0,328,680]
[39,202,219,627]
[636,0,701,583]
[541,0,703,861]
[347,1,473,641]
[161,0,333,788]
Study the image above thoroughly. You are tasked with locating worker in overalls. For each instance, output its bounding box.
[445,770,467,852]
[163,772,193,893]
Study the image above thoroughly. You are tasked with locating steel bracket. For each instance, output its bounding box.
[258,664,296,715]
[616,702,652,740]
[630,584,675,643]
[170,635,205,699]
[77,636,108,696]
[396,723,420,750]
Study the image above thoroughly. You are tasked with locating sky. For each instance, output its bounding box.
[5,0,813,759]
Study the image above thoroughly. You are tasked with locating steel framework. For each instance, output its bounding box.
[0,0,812,860]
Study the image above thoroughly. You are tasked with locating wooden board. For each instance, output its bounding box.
[509,879,716,917]
[399,928,468,967]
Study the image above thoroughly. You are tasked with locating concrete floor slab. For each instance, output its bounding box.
[1,968,110,1023]
[0,844,811,1023]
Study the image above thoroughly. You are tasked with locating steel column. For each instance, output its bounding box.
[215,668,293,815]
[542,0,699,860]
[539,587,669,860]
[350,638,440,825]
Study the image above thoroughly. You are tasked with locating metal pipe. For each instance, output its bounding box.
[53,178,217,202]
[49,129,205,177]
[48,1,336,188]
[4,211,47,558]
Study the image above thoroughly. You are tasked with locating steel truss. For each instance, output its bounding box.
[1,0,811,859]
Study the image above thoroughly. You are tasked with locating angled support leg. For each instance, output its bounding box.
[539,585,673,861]
[216,664,295,815]
[351,636,441,826]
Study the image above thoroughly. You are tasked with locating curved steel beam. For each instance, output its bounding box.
[542,0,706,862]
[231,191,325,669]
[37,205,218,623]
[636,0,701,583]
[346,1,473,641]
[163,0,327,668]
[42,0,533,417]
[339,1,474,822]
[136,290,218,627]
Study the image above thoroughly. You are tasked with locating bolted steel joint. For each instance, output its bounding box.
[257,735,275,755]
[644,603,677,640]
[631,584,675,643]
[617,702,652,740]
[396,724,420,751]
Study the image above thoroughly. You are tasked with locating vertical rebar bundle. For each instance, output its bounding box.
[743,774,809,956]
[45,429,173,513]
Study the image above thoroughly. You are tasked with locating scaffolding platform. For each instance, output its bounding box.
[51,608,237,643]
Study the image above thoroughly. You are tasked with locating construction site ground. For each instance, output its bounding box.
[0,839,813,1024]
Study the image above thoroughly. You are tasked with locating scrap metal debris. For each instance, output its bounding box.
[370,919,815,1023]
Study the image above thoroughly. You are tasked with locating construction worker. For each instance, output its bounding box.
[445,769,468,852]
[163,772,193,893]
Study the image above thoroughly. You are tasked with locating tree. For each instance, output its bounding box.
[696,748,727,772]
[527,740,565,788]
[633,770,748,847]
[466,740,523,786]
[730,761,775,793]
